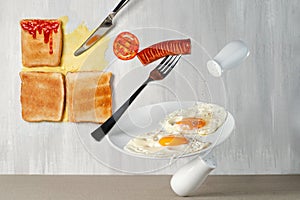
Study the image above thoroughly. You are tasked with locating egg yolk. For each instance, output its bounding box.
[159,135,189,146]
[176,118,206,129]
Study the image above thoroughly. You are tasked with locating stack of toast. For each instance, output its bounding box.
[20,19,112,123]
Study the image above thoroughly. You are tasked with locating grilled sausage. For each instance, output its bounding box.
[137,39,191,65]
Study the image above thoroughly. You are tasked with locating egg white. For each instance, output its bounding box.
[161,103,227,136]
[124,130,211,158]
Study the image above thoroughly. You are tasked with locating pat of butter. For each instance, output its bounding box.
[21,16,110,122]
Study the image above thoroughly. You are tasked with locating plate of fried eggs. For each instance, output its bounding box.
[107,101,235,159]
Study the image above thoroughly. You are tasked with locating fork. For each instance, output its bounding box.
[91,55,182,142]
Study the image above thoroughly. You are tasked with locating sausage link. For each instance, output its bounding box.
[137,39,191,65]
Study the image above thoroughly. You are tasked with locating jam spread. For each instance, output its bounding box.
[21,20,60,54]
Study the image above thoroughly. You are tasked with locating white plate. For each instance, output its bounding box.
[107,101,235,159]
[75,27,229,172]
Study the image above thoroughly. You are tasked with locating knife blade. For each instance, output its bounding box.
[74,0,130,56]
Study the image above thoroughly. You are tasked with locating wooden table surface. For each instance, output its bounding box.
[1,175,299,199]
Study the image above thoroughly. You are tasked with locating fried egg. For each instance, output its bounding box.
[161,103,227,136]
[124,130,211,158]
[124,103,226,158]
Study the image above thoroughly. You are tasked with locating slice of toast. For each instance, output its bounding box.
[66,71,112,123]
[20,19,63,67]
[20,71,65,122]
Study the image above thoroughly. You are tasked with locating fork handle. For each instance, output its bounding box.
[92,79,150,141]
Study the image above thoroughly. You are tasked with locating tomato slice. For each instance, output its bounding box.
[113,32,139,60]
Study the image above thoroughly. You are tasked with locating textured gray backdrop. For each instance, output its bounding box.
[0,0,299,174]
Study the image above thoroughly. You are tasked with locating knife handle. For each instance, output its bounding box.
[112,0,130,14]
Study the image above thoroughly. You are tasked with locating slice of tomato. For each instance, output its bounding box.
[113,32,139,60]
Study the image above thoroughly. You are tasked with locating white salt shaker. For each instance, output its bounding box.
[207,40,250,77]
[170,156,216,197]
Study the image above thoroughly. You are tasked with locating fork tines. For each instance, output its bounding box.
[157,55,182,74]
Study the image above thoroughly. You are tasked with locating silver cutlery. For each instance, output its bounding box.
[74,0,130,56]
[91,55,182,142]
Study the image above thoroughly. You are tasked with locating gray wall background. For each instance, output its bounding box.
[0,0,299,174]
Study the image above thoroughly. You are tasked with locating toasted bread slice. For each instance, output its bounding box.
[66,71,112,123]
[20,71,65,122]
[20,19,63,67]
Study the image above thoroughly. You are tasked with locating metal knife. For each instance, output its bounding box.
[74,0,130,56]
